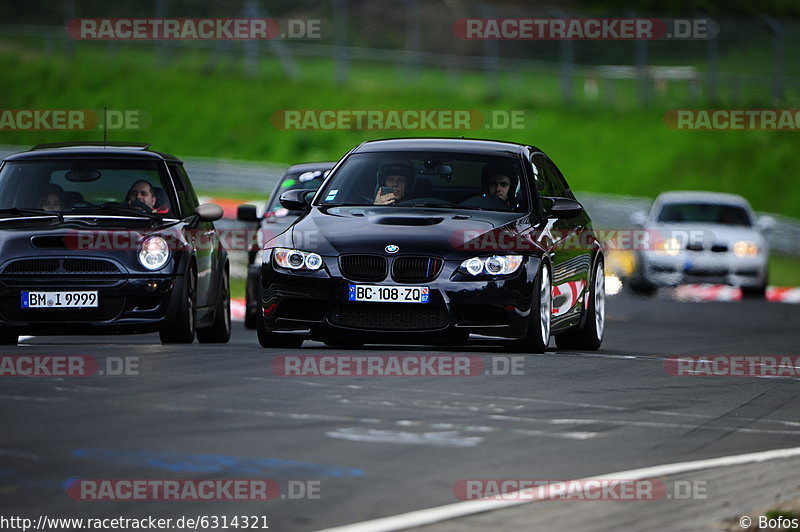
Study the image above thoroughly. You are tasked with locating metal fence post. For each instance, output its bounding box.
[762,15,785,104]
[63,0,75,59]
[333,0,349,86]
[630,11,649,107]
[478,2,500,98]
[243,0,259,77]
[550,8,574,104]
[402,0,421,82]
[154,0,168,67]
[706,23,719,104]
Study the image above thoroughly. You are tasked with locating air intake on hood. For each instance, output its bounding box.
[370,216,444,226]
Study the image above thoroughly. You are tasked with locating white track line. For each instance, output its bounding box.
[317,445,800,532]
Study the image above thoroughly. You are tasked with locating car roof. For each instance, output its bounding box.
[3,142,182,163]
[285,161,336,173]
[655,190,751,207]
[352,138,533,156]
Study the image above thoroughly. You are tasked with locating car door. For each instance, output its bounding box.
[530,153,592,322]
[169,163,216,311]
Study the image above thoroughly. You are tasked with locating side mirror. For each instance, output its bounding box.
[237,203,259,222]
[543,197,583,219]
[630,211,647,226]
[279,189,313,211]
[195,203,223,222]
[757,215,776,232]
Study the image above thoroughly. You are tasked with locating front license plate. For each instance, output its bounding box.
[21,291,99,309]
[348,285,429,303]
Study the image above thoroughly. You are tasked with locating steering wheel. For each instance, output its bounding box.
[126,200,154,214]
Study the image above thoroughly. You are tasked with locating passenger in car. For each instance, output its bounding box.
[39,184,65,211]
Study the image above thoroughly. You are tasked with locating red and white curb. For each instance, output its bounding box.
[231,297,246,321]
[672,285,800,303]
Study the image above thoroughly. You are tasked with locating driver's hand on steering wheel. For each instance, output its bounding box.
[374,190,397,205]
[127,199,154,213]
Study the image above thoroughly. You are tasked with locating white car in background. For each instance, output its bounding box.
[629,191,773,297]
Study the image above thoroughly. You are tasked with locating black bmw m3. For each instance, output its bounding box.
[258,138,605,352]
[0,142,231,345]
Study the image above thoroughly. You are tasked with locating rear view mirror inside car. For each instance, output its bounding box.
[65,168,101,182]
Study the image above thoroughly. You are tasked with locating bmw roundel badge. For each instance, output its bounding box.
[385,244,399,254]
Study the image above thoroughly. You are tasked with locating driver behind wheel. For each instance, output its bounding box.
[481,162,519,208]
[374,161,415,205]
[125,179,169,213]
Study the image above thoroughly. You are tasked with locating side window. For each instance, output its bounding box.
[531,155,566,198]
[532,155,576,200]
[169,163,199,217]
[547,158,576,200]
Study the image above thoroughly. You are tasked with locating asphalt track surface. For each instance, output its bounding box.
[1,291,799,531]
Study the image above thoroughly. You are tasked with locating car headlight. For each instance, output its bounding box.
[655,237,681,256]
[733,241,759,257]
[139,236,170,270]
[273,247,324,271]
[459,255,523,276]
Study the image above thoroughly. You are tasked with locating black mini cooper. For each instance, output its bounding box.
[258,138,605,352]
[0,142,231,345]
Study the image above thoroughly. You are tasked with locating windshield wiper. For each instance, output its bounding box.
[320,203,371,207]
[408,203,486,211]
[0,207,63,222]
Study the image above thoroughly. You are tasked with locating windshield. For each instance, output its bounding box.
[316,151,528,212]
[0,159,175,216]
[656,202,753,226]
[265,169,327,217]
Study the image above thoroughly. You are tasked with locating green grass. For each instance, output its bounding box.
[0,40,799,218]
[769,253,800,286]
[230,276,246,300]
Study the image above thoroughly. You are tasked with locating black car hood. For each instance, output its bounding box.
[288,207,524,258]
[0,220,190,272]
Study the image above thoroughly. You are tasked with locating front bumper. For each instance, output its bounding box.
[638,251,767,288]
[0,275,177,335]
[260,255,540,340]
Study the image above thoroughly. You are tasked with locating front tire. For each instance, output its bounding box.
[197,268,232,343]
[514,262,551,354]
[555,258,605,351]
[160,268,196,344]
